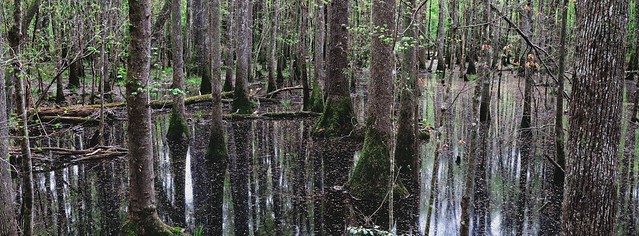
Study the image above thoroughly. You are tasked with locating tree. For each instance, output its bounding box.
[0,18,20,236]
[124,0,179,234]
[561,1,628,235]
[167,0,189,143]
[8,0,35,234]
[202,0,228,233]
[314,0,356,137]
[349,0,398,202]
[192,0,212,94]
[232,0,253,114]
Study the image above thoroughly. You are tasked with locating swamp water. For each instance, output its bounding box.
[20,76,639,235]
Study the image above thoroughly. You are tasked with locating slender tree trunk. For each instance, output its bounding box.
[223,0,235,92]
[314,0,356,137]
[435,0,446,72]
[204,0,228,233]
[540,0,568,234]
[561,1,628,235]
[124,0,176,234]
[297,1,310,110]
[233,0,253,114]
[192,0,212,94]
[473,1,492,234]
[0,23,19,236]
[516,2,533,235]
[8,1,34,234]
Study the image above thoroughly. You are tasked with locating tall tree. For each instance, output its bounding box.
[0,17,20,236]
[232,0,253,114]
[561,0,628,235]
[314,0,356,137]
[349,0,397,206]
[8,0,35,234]
[192,0,212,94]
[222,0,235,92]
[166,0,189,227]
[540,0,569,233]
[203,0,228,233]
[124,0,178,234]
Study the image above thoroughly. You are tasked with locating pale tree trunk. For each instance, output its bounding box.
[0,19,19,236]
[233,0,253,114]
[561,1,628,235]
[314,0,356,137]
[124,0,175,234]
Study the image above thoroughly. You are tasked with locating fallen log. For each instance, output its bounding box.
[266,86,312,98]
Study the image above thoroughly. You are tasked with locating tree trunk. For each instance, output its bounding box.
[8,1,35,234]
[191,0,212,94]
[0,25,19,236]
[540,0,569,234]
[124,0,176,234]
[516,2,533,235]
[297,1,310,110]
[348,0,397,218]
[561,1,628,235]
[435,0,446,72]
[313,0,356,137]
[203,0,228,233]
[223,0,235,92]
[233,0,253,114]
[166,0,189,227]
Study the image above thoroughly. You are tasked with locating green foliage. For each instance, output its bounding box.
[193,226,204,236]
[347,225,394,236]
[280,99,292,109]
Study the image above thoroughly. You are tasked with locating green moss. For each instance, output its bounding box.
[166,108,190,141]
[232,89,253,114]
[205,128,229,162]
[308,78,324,113]
[348,128,407,200]
[314,96,355,137]
[123,216,186,236]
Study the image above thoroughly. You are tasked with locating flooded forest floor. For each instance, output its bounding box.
[13,70,639,235]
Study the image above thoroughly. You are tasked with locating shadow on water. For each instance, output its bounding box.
[25,74,639,235]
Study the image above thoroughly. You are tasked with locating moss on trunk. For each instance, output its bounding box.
[314,96,354,137]
[166,108,190,141]
[123,213,185,236]
[232,90,253,114]
[308,78,324,113]
[348,128,408,200]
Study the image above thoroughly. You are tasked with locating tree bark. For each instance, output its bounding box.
[561,1,628,235]
[0,23,19,236]
[124,0,176,234]
[223,0,235,92]
[349,0,396,203]
[233,0,253,114]
[204,0,228,233]
[314,0,356,137]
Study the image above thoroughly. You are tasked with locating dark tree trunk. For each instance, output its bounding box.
[223,0,235,92]
[561,1,628,235]
[69,60,81,88]
[540,0,569,234]
[124,0,175,234]
[192,0,212,94]
[0,28,19,236]
[348,0,397,229]
[314,0,356,137]
[233,0,253,114]
[204,0,228,233]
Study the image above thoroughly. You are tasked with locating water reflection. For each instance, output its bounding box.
[22,77,638,235]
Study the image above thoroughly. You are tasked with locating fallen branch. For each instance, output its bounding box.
[266,86,311,98]
[543,154,565,174]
